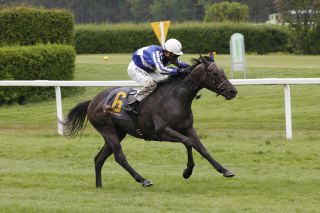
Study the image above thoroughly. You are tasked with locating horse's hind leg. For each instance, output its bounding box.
[97,126,152,187]
[94,126,126,188]
[112,140,153,187]
[94,143,113,188]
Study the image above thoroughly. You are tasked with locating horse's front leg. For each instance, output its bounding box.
[183,144,194,179]
[185,127,235,177]
[156,127,195,179]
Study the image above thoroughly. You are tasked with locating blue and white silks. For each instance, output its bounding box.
[132,45,188,75]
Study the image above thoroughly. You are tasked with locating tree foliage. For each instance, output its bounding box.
[204,1,249,22]
[274,0,320,54]
[274,0,320,28]
[238,0,277,22]
[197,0,276,22]
[149,0,200,22]
[0,0,276,23]
[127,0,152,22]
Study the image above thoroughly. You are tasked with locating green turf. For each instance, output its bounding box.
[0,54,320,212]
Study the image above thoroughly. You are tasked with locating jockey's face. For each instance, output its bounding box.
[164,50,178,61]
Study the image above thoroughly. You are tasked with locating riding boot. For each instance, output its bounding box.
[126,83,155,114]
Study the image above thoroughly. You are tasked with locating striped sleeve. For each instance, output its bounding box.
[176,58,189,68]
[152,51,178,75]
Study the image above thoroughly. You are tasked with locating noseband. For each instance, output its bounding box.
[217,79,228,90]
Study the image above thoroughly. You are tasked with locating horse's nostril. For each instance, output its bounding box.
[232,89,238,94]
[230,89,237,97]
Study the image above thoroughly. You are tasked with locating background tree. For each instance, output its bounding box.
[149,0,170,20]
[127,0,152,22]
[149,0,201,22]
[204,1,249,22]
[235,0,276,22]
[0,0,281,23]
[274,0,319,27]
[198,0,275,22]
[274,0,320,54]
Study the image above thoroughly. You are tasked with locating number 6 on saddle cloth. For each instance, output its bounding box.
[103,87,138,120]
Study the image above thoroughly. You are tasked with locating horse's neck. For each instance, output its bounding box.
[177,76,202,103]
[157,76,201,105]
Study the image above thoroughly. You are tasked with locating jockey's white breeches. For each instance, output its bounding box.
[127,61,167,101]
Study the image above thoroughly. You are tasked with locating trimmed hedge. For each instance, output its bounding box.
[0,7,74,46]
[75,23,290,54]
[291,26,320,54]
[0,45,76,104]
[308,26,320,54]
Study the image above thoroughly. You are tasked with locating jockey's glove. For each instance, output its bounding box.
[177,67,192,74]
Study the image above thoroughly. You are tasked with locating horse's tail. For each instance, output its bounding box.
[63,100,91,138]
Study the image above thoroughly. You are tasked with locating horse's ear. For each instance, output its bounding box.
[199,54,205,63]
[199,54,209,65]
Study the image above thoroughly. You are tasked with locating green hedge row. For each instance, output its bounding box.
[308,26,320,54]
[75,23,290,54]
[0,7,74,46]
[292,26,320,54]
[0,45,76,104]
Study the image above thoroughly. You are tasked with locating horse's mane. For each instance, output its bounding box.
[190,55,214,70]
[162,55,214,84]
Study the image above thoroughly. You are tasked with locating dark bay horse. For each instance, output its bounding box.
[63,56,238,187]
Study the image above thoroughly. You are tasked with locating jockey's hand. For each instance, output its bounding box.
[177,67,192,74]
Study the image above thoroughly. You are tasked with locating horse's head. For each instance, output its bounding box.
[190,56,237,100]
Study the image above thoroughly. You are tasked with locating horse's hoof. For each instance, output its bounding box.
[223,170,235,177]
[183,168,193,179]
[142,179,153,187]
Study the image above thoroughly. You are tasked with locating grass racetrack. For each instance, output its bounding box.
[0,54,320,212]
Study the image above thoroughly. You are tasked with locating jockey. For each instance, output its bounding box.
[127,38,191,113]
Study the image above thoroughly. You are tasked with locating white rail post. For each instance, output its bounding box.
[284,84,292,140]
[54,86,64,135]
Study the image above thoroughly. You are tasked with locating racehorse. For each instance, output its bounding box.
[63,56,238,187]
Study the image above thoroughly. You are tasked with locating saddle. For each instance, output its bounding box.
[103,87,148,138]
[103,79,168,117]
[103,87,138,119]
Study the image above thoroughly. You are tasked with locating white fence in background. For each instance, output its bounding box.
[1,78,320,140]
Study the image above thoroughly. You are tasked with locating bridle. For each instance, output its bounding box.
[187,62,228,96]
[217,79,228,90]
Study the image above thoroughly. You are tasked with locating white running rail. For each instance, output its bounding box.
[1,78,320,139]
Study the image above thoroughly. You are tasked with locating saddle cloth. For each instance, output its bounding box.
[103,87,138,120]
